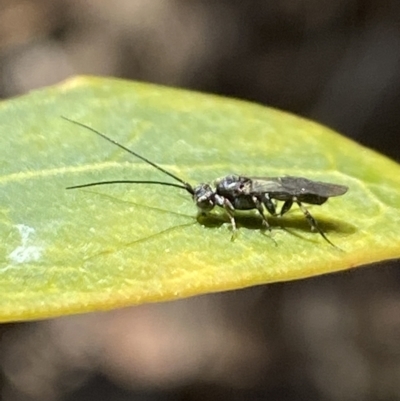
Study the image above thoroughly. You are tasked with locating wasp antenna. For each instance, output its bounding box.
[61,116,194,194]
[66,180,192,193]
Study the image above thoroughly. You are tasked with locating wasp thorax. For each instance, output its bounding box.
[215,175,239,189]
[193,183,215,212]
[215,174,248,196]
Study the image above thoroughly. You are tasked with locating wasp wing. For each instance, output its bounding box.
[248,176,348,198]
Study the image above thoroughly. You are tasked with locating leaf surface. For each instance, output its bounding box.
[1,76,399,321]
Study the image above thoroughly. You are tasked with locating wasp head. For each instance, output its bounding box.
[193,183,215,212]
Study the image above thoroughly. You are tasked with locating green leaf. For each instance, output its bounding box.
[1,76,400,322]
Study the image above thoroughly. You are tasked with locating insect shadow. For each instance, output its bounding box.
[63,117,349,248]
[198,209,355,244]
[72,190,198,260]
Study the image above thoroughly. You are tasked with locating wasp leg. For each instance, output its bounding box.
[252,196,271,230]
[223,201,237,232]
[262,193,278,217]
[294,197,336,247]
[215,194,237,233]
[279,199,293,216]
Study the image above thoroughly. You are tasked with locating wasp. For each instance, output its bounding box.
[63,117,348,246]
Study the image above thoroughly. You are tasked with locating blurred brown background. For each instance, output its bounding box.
[1,1,400,400]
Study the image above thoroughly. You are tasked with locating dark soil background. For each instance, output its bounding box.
[1,1,400,400]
